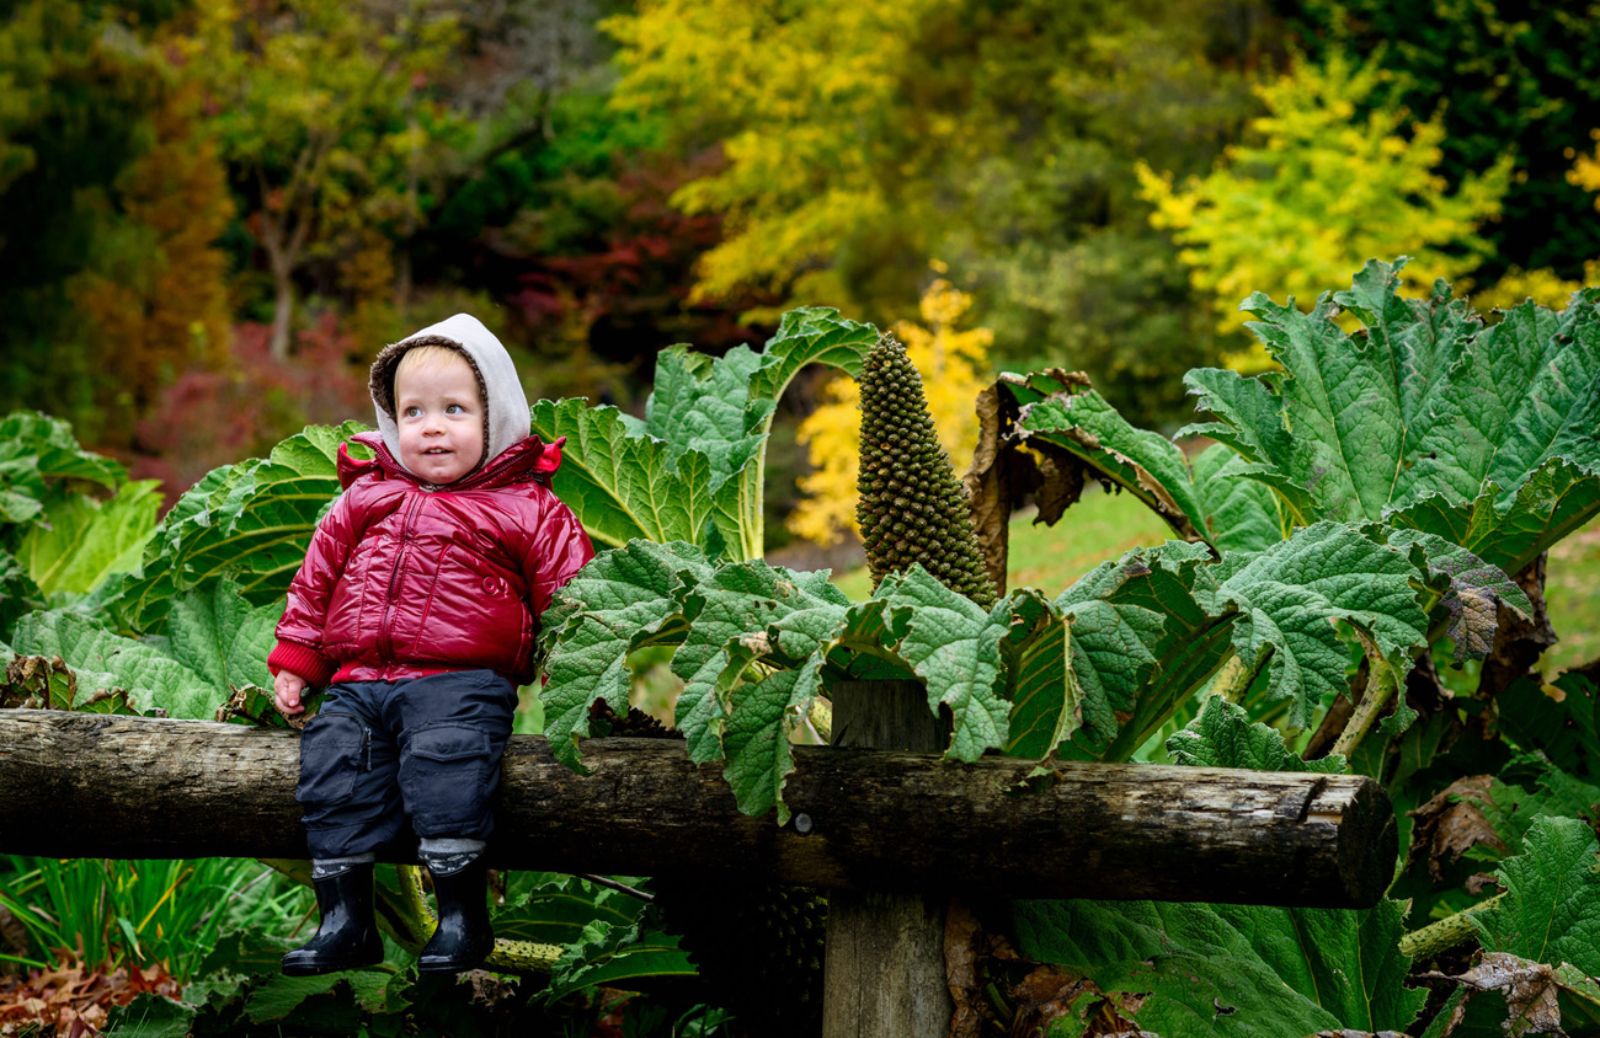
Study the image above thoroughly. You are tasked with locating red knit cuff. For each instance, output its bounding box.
[267,641,338,687]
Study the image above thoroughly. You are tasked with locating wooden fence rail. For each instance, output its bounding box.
[0,709,1394,908]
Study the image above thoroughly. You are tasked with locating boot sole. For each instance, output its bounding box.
[416,945,493,974]
[281,949,385,976]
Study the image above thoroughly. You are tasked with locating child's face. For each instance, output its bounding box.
[394,353,485,485]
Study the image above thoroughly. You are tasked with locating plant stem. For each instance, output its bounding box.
[1400,893,1503,961]
[1209,653,1250,703]
[1331,649,1398,759]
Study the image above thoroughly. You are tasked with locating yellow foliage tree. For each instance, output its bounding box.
[790,275,991,546]
[1136,53,1510,371]
[603,0,945,316]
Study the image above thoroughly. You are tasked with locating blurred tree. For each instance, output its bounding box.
[1282,0,1600,284]
[790,273,992,546]
[0,0,188,442]
[68,77,234,447]
[177,0,465,358]
[606,0,1280,424]
[1137,52,1510,370]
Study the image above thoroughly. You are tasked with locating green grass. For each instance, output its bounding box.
[0,856,311,978]
[832,485,1177,601]
[1546,513,1600,676]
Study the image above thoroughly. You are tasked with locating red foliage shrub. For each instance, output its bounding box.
[128,313,370,505]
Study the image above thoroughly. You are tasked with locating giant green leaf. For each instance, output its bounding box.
[0,411,125,528]
[163,578,281,693]
[1474,815,1600,976]
[1189,443,1282,553]
[9,610,217,719]
[876,567,1012,762]
[534,307,877,561]
[998,588,1075,760]
[1168,696,1347,773]
[1220,264,1600,569]
[16,479,161,597]
[532,396,738,554]
[106,422,365,634]
[539,540,713,771]
[1055,539,1231,761]
[671,561,846,767]
[998,264,1600,574]
[1195,522,1429,728]
[1009,371,1206,539]
[1013,897,1424,1036]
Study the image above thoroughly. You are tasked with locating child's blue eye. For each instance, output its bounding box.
[446,404,465,415]
[404,406,421,418]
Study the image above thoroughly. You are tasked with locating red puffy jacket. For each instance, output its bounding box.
[268,431,594,687]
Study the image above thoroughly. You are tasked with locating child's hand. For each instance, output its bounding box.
[274,670,309,716]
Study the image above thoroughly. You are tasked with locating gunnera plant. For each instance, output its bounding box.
[857,333,997,608]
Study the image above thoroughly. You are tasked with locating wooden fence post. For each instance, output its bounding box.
[822,679,952,1037]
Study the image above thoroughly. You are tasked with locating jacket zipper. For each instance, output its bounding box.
[379,493,425,661]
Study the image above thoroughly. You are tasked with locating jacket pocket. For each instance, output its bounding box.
[295,713,366,806]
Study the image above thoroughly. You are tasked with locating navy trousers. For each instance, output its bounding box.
[294,669,518,860]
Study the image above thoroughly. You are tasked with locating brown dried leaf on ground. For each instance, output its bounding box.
[1408,775,1507,881]
[0,956,180,1036]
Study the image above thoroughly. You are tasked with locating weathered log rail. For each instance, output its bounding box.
[0,709,1395,907]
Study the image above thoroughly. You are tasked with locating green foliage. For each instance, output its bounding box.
[0,856,307,980]
[1140,53,1510,354]
[1475,816,1600,975]
[0,411,160,641]
[606,0,1272,421]
[17,480,162,599]
[106,421,363,633]
[1168,696,1346,773]
[1013,897,1424,1035]
[540,520,1461,815]
[1288,0,1600,281]
[1014,680,1425,1033]
[997,263,1600,725]
[532,307,878,560]
[11,609,216,720]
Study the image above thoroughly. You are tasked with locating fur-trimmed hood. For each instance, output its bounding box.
[367,313,530,480]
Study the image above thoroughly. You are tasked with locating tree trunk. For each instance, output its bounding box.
[0,710,1395,907]
[269,266,295,361]
[822,679,952,1038]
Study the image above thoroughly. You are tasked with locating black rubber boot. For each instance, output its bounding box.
[417,857,493,974]
[282,864,384,976]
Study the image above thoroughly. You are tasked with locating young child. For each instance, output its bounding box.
[269,313,593,976]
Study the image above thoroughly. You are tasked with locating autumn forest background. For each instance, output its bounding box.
[7,0,1600,558]
[8,1,1600,1034]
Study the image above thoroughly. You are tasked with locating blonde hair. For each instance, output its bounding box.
[393,345,478,402]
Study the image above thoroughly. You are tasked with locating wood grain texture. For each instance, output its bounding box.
[0,709,1395,906]
[821,680,953,1038]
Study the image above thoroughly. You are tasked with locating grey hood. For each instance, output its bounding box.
[367,313,531,480]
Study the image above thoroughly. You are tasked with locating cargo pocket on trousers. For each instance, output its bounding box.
[295,714,365,807]
[401,723,492,829]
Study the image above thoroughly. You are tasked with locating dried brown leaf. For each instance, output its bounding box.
[1409,775,1507,881]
